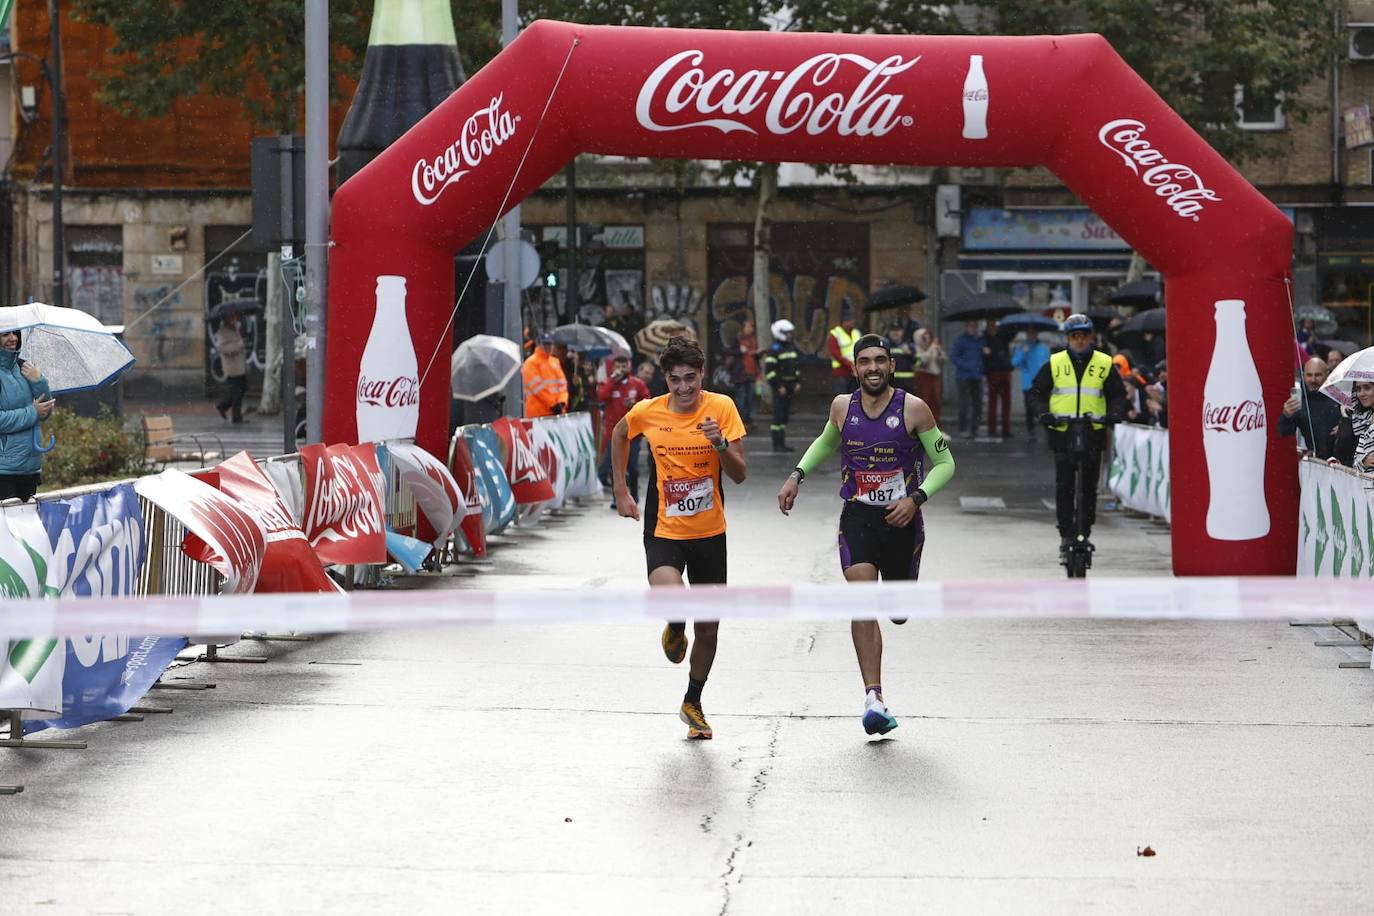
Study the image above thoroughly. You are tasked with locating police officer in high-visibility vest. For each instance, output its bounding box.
[764,319,802,452]
[827,307,862,394]
[887,319,917,390]
[1029,313,1127,558]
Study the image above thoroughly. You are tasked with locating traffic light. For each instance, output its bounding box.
[539,240,561,289]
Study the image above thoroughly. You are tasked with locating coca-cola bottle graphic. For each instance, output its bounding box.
[961,54,988,140]
[356,276,420,443]
[1202,298,1269,540]
[336,0,465,185]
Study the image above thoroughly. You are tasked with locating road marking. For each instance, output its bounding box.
[959,496,1006,511]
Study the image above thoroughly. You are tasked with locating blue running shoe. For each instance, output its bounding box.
[862,694,898,736]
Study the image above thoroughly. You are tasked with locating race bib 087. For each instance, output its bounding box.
[663,476,714,517]
[856,469,907,506]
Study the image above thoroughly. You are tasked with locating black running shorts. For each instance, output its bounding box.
[837,501,925,581]
[644,533,728,584]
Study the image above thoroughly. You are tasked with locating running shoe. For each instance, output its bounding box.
[661,624,687,664]
[862,694,899,736]
[680,700,713,739]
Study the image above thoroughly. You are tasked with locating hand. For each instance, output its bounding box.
[698,416,725,449]
[884,495,918,528]
[791,383,801,396]
[778,476,800,515]
[615,487,640,520]
[551,402,565,415]
[34,396,54,419]
[1038,412,1055,428]
[776,386,787,397]
[1363,453,1374,470]
[20,362,40,382]
[1282,395,1300,417]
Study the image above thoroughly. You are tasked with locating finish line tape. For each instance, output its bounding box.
[0,577,1368,640]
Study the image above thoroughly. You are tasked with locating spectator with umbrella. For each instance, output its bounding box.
[0,326,53,501]
[213,309,250,424]
[982,319,1013,439]
[1011,331,1051,439]
[949,321,985,438]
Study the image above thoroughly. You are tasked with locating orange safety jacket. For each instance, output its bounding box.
[522,347,569,417]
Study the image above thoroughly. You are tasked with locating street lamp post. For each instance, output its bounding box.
[48,0,64,308]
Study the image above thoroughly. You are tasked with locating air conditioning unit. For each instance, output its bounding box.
[1349,25,1374,61]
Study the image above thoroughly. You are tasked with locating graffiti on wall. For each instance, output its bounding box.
[129,284,197,367]
[70,266,125,327]
[711,272,870,360]
[648,281,702,326]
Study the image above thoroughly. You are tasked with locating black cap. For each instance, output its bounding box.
[853,333,891,356]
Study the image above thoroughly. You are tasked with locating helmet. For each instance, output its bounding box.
[1062,313,1094,334]
[770,319,795,338]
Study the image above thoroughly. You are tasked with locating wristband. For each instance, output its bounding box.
[790,467,805,482]
[713,438,729,453]
[912,488,928,507]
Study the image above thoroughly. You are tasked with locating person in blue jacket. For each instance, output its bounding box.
[948,320,985,438]
[1011,333,1052,440]
[0,328,54,502]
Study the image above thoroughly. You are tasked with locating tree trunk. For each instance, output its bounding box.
[752,162,778,337]
[258,252,283,415]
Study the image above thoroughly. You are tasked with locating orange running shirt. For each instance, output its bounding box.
[624,391,746,540]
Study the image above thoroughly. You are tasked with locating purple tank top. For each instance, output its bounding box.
[838,389,924,505]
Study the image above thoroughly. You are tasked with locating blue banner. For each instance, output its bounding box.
[465,427,517,534]
[27,484,186,733]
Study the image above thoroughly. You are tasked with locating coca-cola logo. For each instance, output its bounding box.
[1098,118,1221,222]
[186,493,265,591]
[1203,399,1266,433]
[304,453,385,544]
[357,374,419,409]
[411,94,519,206]
[635,50,918,138]
[510,430,547,486]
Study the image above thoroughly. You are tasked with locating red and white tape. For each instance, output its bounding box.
[0,577,1368,640]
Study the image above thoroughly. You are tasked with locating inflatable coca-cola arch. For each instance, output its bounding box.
[325,22,1296,576]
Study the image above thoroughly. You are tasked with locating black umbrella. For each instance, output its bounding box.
[996,312,1059,334]
[209,298,263,320]
[1085,305,1124,328]
[867,284,927,312]
[1311,339,1360,362]
[941,293,1024,323]
[1119,307,1166,333]
[1106,279,1161,308]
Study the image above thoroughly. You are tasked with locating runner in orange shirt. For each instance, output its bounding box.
[610,336,747,739]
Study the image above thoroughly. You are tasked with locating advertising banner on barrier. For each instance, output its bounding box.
[135,470,268,593]
[0,504,67,716]
[526,420,566,511]
[1108,424,1171,521]
[465,426,517,533]
[1297,458,1374,578]
[215,452,339,593]
[263,459,305,526]
[490,417,555,505]
[300,443,387,565]
[448,434,488,557]
[26,484,186,733]
[387,442,464,545]
[533,413,601,502]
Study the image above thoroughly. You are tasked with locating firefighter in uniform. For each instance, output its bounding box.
[764,319,802,452]
[1029,313,1126,558]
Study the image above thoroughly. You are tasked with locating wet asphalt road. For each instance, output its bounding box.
[2,426,1371,915]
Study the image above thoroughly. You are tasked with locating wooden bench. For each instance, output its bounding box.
[141,416,223,469]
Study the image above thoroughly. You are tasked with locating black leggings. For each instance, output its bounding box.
[0,473,41,502]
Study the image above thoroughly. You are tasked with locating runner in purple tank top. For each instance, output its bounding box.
[776,333,957,737]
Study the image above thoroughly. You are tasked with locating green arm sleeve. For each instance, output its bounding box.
[797,421,841,476]
[916,426,955,500]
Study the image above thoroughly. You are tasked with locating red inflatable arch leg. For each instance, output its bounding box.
[324,23,1296,576]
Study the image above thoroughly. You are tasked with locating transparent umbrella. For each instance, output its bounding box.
[1320,347,1374,407]
[451,335,523,402]
[0,302,135,394]
[552,323,630,356]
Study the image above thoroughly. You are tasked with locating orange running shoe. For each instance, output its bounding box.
[661,623,687,664]
[679,700,713,739]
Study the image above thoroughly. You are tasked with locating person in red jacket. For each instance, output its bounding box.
[598,352,650,503]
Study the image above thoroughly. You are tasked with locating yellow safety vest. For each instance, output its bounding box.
[1047,350,1112,431]
[829,326,862,370]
